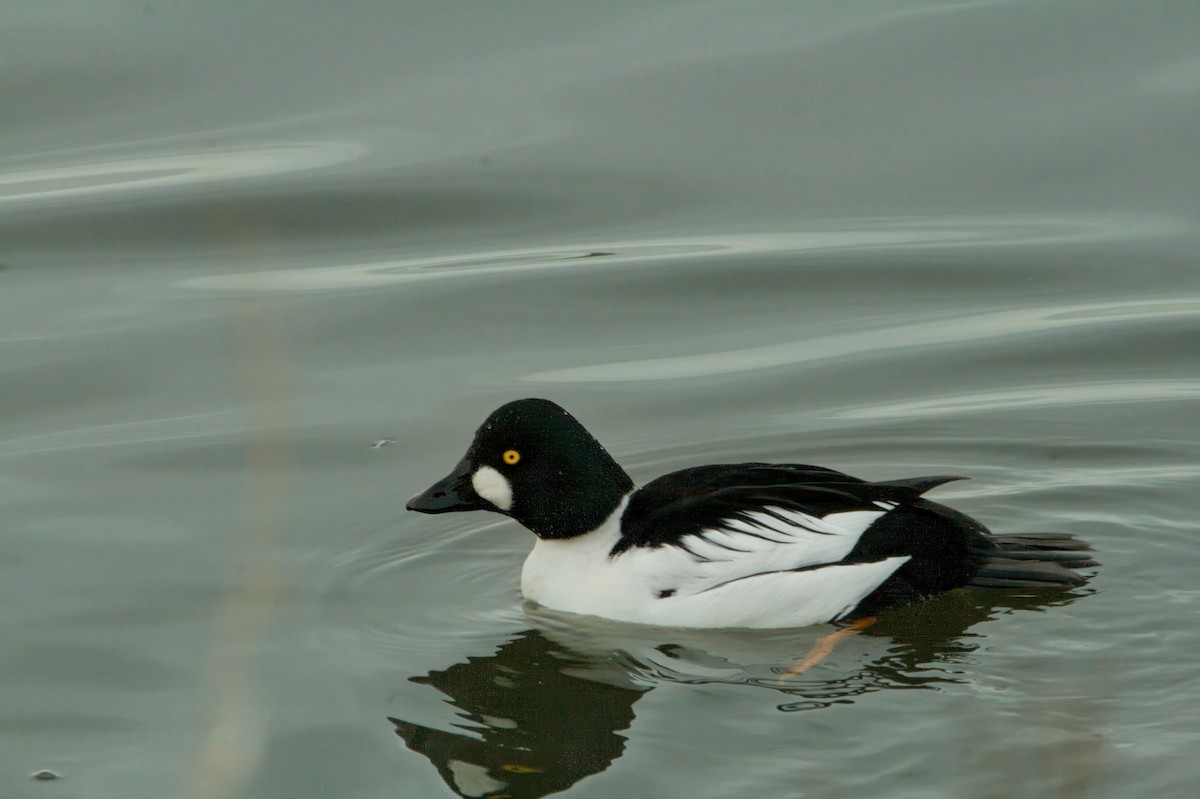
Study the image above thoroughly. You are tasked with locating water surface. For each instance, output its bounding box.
[2,3,1198,798]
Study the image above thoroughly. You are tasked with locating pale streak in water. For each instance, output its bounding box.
[0,142,366,206]
[826,379,1200,421]
[176,214,1179,293]
[525,299,1200,383]
[0,411,243,459]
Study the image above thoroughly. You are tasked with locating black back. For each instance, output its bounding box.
[615,463,966,554]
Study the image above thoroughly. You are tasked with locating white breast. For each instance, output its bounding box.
[520,498,631,615]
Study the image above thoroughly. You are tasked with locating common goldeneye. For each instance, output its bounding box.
[407,399,1095,629]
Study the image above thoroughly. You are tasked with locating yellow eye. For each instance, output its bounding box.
[502,449,521,465]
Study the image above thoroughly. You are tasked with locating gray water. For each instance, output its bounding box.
[3,3,1199,798]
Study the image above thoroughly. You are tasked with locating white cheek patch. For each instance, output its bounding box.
[471,465,513,512]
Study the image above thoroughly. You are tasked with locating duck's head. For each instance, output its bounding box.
[406,398,634,540]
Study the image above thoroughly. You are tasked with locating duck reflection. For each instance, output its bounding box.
[390,630,645,798]
[390,587,1087,798]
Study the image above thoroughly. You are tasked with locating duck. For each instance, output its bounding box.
[406,398,1096,629]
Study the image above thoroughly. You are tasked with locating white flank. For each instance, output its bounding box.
[645,557,910,628]
[521,499,910,629]
[471,466,513,511]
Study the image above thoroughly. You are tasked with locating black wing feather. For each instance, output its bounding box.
[614,463,953,554]
[871,475,969,493]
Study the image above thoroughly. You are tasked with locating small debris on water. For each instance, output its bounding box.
[371,439,395,449]
[32,769,62,781]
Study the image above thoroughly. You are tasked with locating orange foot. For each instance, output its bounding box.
[778,617,878,681]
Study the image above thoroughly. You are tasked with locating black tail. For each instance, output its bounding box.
[969,533,1098,588]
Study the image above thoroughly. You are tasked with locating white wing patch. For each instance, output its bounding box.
[656,506,886,575]
[614,505,902,627]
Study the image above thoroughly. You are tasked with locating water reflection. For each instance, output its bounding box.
[391,630,644,799]
[390,588,1086,799]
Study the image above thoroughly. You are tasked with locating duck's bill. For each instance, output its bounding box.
[406,460,487,514]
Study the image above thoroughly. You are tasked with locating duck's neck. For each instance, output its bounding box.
[515,452,633,541]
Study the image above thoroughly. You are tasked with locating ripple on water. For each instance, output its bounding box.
[526,298,1200,383]
[0,142,366,206]
[179,242,724,292]
[824,379,1200,422]
[319,515,527,655]
[176,213,1178,293]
